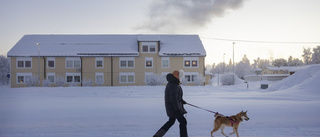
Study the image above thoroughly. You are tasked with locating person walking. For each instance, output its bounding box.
[153,70,188,137]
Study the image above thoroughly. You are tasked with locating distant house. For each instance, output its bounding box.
[7,34,206,88]
[244,66,297,81]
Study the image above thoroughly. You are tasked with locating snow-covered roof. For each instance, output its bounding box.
[7,34,206,57]
[265,66,299,72]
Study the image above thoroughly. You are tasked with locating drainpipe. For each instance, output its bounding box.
[43,57,46,80]
[111,56,113,86]
[80,57,83,87]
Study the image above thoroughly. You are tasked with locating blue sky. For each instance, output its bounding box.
[1,0,319,65]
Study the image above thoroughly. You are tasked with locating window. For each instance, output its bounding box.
[162,57,170,68]
[47,73,55,83]
[95,73,104,85]
[66,57,81,68]
[16,73,32,84]
[95,57,103,68]
[141,42,157,53]
[47,57,55,68]
[16,57,32,68]
[119,72,135,83]
[142,45,148,52]
[184,57,198,68]
[119,57,135,68]
[184,72,199,83]
[66,73,81,83]
[145,57,153,68]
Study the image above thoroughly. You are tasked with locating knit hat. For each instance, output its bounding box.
[179,69,185,80]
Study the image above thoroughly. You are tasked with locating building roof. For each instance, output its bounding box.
[7,34,206,57]
[264,66,299,72]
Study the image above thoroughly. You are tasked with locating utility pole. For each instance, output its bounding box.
[233,42,235,85]
[233,42,235,74]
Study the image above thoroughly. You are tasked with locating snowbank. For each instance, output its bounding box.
[267,64,320,93]
[0,65,320,137]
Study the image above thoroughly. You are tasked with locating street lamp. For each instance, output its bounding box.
[233,42,235,74]
[233,42,235,85]
[37,43,40,87]
[223,53,225,74]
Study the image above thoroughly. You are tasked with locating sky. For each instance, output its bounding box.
[1,0,320,65]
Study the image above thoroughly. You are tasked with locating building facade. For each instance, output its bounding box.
[8,34,206,88]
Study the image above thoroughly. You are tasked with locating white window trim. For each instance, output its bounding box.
[161,57,170,68]
[145,57,153,68]
[119,72,135,83]
[47,72,55,83]
[145,72,154,83]
[119,57,135,68]
[65,57,81,69]
[47,57,55,69]
[95,57,104,69]
[161,72,169,83]
[95,72,104,84]
[183,57,199,68]
[16,73,32,84]
[65,73,81,83]
[184,72,199,83]
[141,42,157,53]
[16,57,32,69]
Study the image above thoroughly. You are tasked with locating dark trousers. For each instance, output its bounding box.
[154,116,188,137]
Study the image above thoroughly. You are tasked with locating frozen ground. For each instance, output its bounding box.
[0,64,320,137]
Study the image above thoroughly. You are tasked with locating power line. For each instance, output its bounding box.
[200,37,320,44]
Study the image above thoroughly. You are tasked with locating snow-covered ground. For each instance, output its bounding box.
[1,64,320,137]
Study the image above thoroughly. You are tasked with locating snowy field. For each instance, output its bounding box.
[1,64,320,137]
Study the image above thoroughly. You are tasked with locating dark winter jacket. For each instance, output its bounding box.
[165,74,187,118]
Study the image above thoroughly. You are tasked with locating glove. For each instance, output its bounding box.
[182,100,187,104]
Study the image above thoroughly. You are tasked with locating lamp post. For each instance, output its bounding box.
[233,42,235,74]
[233,42,235,85]
[37,43,40,87]
[223,53,225,74]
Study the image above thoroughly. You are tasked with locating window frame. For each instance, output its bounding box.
[65,57,81,68]
[16,57,32,69]
[145,57,153,68]
[95,72,104,84]
[16,73,32,84]
[47,57,55,69]
[95,57,104,68]
[65,73,81,83]
[184,72,199,83]
[184,57,199,68]
[119,72,135,83]
[47,73,55,83]
[119,57,135,68]
[141,42,157,53]
[161,57,170,68]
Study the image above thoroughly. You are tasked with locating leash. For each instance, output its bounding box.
[186,103,222,116]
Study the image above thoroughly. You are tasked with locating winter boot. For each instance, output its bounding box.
[153,129,167,137]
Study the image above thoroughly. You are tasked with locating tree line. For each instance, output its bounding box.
[206,46,320,79]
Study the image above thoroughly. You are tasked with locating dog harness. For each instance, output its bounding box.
[227,116,239,126]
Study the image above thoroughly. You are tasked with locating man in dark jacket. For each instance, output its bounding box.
[153,70,188,137]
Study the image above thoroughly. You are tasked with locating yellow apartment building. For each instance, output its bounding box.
[7,34,206,87]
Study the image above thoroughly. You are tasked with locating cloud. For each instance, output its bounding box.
[136,0,246,33]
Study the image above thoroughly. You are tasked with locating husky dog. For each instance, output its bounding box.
[211,111,249,137]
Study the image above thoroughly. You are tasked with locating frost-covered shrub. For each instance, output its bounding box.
[96,78,104,86]
[25,76,39,87]
[55,76,65,87]
[82,78,94,87]
[145,74,165,86]
[194,75,205,86]
[42,79,51,87]
[221,73,235,85]
[68,82,79,87]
